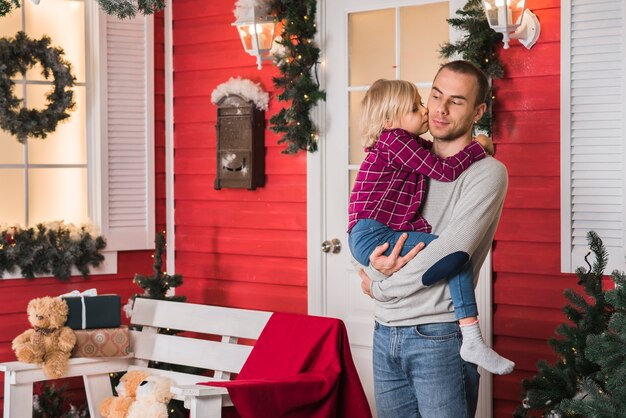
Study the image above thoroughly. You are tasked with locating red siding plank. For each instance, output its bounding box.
[183,279,307,314]
[175,252,307,286]
[495,335,559,372]
[493,110,560,144]
[494,272,577,308]
[175,226,307,258]
[496,143,560,177]
[493,241,562,275]
[495,208,560,243]
[500,41,559,79]
[502,176,560,210]
[493,76,560,112]
[174,201,306,230]
[494,305,566,340]
[175,174,306,202]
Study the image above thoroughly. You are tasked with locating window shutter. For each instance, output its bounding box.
[101,14,155,251]
[561,0,626,273]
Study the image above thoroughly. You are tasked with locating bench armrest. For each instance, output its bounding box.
[171,384,232,418]
[171,384,229,397]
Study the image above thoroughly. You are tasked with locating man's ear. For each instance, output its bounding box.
[473,102,487,123]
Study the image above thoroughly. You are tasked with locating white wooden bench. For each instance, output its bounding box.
[1,298,272,418]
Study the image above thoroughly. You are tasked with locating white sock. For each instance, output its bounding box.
[460,322,515,375]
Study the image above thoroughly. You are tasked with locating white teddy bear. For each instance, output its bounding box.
[126,375,174,418]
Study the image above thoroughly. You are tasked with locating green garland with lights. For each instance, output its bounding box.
[0,32,76,143]
[269,0,326,154]
[0,0,19,16]
[0,0,162,20]
[95,0,165,19]
[0,222,106,280]
[439,0,504,136]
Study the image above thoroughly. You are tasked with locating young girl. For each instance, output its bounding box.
[348,79,514,375]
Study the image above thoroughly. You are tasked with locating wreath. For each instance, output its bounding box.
[0,31,76,143]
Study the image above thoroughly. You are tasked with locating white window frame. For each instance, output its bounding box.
[2,2,155,279]
[561,0,626,274]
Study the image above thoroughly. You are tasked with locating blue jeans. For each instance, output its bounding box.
[349,219,478,318]
[373,321,480,418]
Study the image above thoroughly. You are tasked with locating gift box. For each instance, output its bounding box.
[62,293,122,330]
[71,327,131,358]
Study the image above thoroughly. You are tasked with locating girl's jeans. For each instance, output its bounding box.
[349,218,478,319]
[373,321,480,418]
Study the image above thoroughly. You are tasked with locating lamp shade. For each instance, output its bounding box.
[233,8,276,69]
[481,0,526,48]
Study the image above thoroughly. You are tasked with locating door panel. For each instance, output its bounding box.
[322,0,452,411]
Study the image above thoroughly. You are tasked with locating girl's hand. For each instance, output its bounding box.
[476,134,494,155]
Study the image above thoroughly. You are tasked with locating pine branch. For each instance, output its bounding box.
[269,0,325,153]
[515,231,612,417]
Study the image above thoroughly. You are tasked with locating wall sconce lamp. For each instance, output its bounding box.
[233,7,277,69]
[481,0,541,49]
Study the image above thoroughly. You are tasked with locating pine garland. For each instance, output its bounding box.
[130,232,185,303]
[0,222,106,280]
[0,32,76,143]
[95,0,165,19]
[439,0,504,136]
[0,0,19,17]
[269,0,326,154]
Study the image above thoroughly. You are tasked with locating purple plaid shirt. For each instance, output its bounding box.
[348,128,487,232]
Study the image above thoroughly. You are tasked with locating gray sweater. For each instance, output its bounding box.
[367,156,508,326]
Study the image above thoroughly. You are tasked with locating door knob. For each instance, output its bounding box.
[321,238,342,254]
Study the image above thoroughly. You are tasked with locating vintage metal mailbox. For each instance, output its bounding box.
[214,94,266,190]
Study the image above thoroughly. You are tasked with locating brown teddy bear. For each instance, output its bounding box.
[100,370,152,418]
[11,296,77,379]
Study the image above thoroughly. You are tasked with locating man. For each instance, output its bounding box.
[359,60,509,418]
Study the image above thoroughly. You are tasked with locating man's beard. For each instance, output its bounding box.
[430,119,473,141]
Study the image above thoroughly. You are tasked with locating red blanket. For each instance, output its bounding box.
[201,312,372,418]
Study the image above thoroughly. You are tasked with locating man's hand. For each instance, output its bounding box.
[359,268,373,298]
[369,233,425,276]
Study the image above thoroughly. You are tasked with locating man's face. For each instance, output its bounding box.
[427,68,485,141]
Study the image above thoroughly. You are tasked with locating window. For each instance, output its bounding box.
[0,0,155,276]
[0,0,88,227]
[561,0,626,273]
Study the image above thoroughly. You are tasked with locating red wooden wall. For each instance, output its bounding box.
[491,1,573,415]
[0,12,167,413]
[1,1,592,416]
[171,0,308,313]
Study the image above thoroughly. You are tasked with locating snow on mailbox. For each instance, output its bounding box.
[211,77,268,190]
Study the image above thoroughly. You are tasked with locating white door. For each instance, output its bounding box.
[311,0,493,416]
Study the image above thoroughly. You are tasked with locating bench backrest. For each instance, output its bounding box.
[128,298,272,385]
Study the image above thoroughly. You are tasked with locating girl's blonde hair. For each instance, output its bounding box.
[360,79,419,147]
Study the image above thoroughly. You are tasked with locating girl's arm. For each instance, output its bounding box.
[385,130,487,182]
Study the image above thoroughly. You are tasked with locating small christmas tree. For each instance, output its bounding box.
[33,382,87,418]
[131,232,185,303]
[439,0,504,136]
[560,269,626,417]
[515,231,613,417]
[116,232,191,417]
